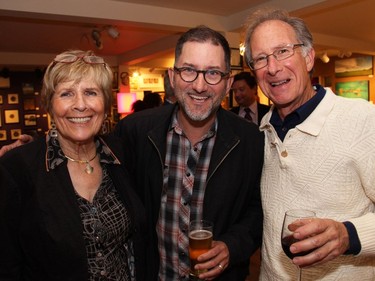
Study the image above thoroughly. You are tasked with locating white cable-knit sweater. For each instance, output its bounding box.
[259,88,375,281]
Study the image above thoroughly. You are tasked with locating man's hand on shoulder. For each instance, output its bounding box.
[0,134,34,157]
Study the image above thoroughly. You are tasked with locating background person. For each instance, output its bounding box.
[230,71,270,125]
[143,92,163,109]
[0,50,147,280]
[244,8,375,280]
[114,25,264,281]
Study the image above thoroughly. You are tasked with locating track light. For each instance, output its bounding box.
[320,52,330,63]
[90,25,120,49]
[91,29,103,49]
[106,26,120,39]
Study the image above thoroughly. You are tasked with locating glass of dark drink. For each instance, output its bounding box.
[281,209,316,281]
[188,220,213,279]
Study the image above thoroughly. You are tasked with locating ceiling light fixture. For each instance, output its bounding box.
[91,29,103,49]
[338,50,352,58]
[91,25,120,49]
[239,42,245,56]
[320,52,330,63]
[106,26,120,39]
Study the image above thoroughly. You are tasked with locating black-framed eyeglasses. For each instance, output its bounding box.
[248,43,304,70]
[173,66,230,85]
[53,54,106,66]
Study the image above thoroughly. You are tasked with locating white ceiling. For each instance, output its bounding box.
[0,0,375,71]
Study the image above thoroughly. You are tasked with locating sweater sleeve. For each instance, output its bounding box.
[349,213,375,256]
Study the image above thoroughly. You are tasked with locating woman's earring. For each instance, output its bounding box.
[50,120,58,138]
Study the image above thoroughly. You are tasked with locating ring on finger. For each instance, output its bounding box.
[217,263,224,271]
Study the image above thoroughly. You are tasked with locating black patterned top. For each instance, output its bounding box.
[46,135,134,281]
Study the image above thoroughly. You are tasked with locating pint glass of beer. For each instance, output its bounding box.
[188,220,213,278]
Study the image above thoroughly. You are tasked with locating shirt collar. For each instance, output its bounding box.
[269,85,326,140]
[45,135,121,172]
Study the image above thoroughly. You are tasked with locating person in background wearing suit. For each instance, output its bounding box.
[230,71,270,125]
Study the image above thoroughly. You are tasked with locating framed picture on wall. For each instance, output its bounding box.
[23,98,36,110]
[4,109,20,124]
[10,129,22,140]
[24,114,37,126]
[335,56,373,77]
[8,93,19,104]
[230,48,243,70]
[0,130,6,141]
[335,80,369,100]
[22,83,34,95]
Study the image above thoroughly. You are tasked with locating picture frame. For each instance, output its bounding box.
[22,83,34,95]
[335,80,369,100]
[23,97,36,110]
[112,71,119,90]
[4,109,20,124]
[230,48,243,70]
[0,130,6,141]
[8,93,19,104]
[10,129,22,140]
[335,56,373,77]
[24,114,37,126]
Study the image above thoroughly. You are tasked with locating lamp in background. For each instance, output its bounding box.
[117,92,137,117]
[91,29,103,50]
[239,42,245,56]
[320,52,330,63]
[106,26,120,39]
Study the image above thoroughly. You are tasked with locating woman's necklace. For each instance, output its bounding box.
[64,152,97,174]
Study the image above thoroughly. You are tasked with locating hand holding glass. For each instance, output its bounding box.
[281,209,316,281]
[189,220,213,278]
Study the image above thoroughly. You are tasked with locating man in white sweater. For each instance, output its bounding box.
[243,8,375,281]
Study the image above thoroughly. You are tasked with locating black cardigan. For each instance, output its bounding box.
[0,135,147,281]
[115,105,264,280]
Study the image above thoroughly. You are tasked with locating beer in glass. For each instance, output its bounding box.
[188,220,213,278]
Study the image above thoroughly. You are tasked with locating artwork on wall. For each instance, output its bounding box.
[335,56,373,77]
[24,114,37,126]
[23,98,36,110]
[230,48,243,70]
[4,109,20,124]
[22,83,35,95]
[8,93,19,104]
[0,130,6,141]
[335,80,369,100]
[10,129,22,140]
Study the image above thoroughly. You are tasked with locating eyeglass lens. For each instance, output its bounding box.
[176,68,226,85]
[54,54,104,64]
[250,44,303,70]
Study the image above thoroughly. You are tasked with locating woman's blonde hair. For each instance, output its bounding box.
[41,50,113,115]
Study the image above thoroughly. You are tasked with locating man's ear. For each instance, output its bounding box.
[168,68,175,89]
[226,75,234,93]
[305,48,315,73]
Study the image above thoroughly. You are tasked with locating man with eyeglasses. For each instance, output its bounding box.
[114,25,264,280]
[244,8,375,280]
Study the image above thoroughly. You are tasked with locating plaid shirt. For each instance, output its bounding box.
[156,110,216,281]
